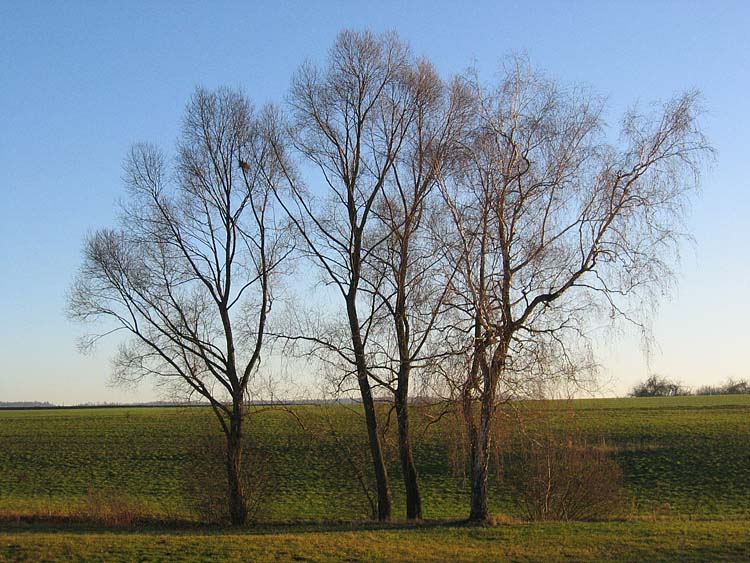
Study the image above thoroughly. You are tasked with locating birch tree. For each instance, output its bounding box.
[440,62,711,522]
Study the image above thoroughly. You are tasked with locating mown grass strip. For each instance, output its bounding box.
[1,520,748,563]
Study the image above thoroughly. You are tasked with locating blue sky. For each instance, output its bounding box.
[1,1,748,403]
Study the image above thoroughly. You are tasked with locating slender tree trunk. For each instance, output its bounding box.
[226,401,247,526]
[395,372,422,519]
[346,296,392,521]
[360,378,392,521]
[392,249,422,520]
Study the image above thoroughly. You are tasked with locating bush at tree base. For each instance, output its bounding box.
[504,431,628,521]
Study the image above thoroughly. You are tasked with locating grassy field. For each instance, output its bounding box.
[1,520,749,563]
[1,395,749,561]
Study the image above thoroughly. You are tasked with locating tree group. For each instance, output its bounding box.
[70,29,711,525]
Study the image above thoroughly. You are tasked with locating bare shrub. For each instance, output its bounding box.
[75,486,145,526]
[182,432,271,525]
[287,404,380,521]
[439,402,512,484]
[437,406,470,481]
[504,430,627,521]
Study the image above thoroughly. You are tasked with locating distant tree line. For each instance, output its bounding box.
[0,401,55,409]
[630,374,750,397]
[69,29,711,525]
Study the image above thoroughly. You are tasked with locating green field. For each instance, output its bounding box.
[1,395,749,562]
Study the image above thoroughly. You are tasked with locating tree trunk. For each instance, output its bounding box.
[346,295,392,521]
[468,399,492,522]
[463,337,488,523]
[226,404,247,526]
[360,378,392,521]
[467,343,504,524]
[395,384,422,520]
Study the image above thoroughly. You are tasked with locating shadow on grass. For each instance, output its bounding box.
[0,513,480,536]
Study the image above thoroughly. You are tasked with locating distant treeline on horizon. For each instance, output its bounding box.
[0,401,56,409]
[0,399,363,410]
[0,400,200,410]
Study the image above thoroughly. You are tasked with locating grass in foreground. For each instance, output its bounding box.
[1,520,749,563]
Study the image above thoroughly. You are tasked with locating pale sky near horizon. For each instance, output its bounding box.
[1,1,748,404]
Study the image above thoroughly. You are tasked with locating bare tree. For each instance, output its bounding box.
[268,30,417,521]
[68,87,290,526]
[630,374,689,397]
[439,61,712,522]
[362,61,472,519]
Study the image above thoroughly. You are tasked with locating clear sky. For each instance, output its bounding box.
[1,1,748,404]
